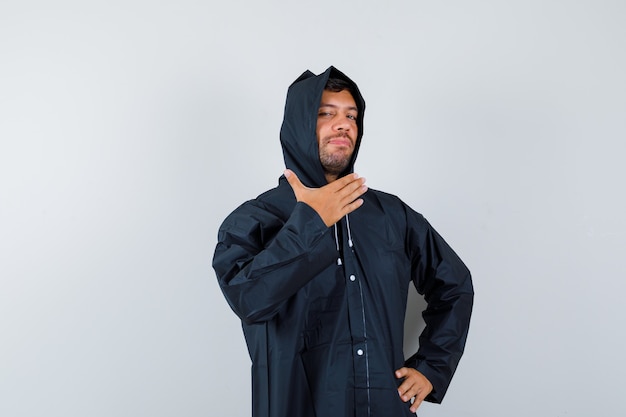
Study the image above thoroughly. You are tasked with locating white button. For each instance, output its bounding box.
[357,349,363,356]
[349,275,356,282]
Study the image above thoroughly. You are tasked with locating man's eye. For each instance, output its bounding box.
[318,112,332,117]
[347,114,357,120]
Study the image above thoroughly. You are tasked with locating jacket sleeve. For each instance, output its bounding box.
[212,200,337,324]
[403,208,474,404]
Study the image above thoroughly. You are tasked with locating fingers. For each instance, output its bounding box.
[331,174,367,202]
[396,368,413,402]
[342,197,364,216]
[336,177,366,217]
[336,172,361,185]
[395,368,433,413]
[284,169,367,225]
[330,172,364,192]
[411,396,425,414]
[341,181,367,206]
[285,169,367,206]
[285,170,364,194]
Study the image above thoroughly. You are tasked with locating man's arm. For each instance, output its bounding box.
[212,171,367,324]
[404,208,474,404]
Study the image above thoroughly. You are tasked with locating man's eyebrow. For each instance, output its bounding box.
[318,103,359,112]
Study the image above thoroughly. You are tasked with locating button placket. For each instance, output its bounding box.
[339,219,370,414]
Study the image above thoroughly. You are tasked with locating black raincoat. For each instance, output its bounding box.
[213,67,473,417]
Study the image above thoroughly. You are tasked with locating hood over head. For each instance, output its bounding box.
[280,66,366,188]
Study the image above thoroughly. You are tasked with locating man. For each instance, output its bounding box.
[213,66,473,417]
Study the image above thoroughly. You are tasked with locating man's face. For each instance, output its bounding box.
[316,89,359,181]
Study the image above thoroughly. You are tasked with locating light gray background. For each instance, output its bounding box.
[1,1,625,416]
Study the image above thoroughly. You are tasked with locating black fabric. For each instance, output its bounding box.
[213,66,473,417]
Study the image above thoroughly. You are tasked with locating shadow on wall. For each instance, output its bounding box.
[403,285,428,357]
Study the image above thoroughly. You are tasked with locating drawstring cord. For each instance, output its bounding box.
[334,214,354,266]
[334,223,342,265]
[345,214,354,248]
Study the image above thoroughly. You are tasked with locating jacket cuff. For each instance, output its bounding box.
[404,357,447,404]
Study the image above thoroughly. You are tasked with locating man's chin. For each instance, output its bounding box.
[321,161,350,177]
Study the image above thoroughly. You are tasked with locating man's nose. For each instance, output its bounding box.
[333,117,351,131]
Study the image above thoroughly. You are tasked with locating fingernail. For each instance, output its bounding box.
[284,170,291,178]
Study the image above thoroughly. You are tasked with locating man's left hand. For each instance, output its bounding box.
[395,367,433,413]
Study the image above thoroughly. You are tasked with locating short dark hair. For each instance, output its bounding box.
[324,77,354,93]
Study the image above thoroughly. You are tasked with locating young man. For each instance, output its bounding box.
[213,66,473,417]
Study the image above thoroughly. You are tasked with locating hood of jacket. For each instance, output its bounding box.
[280,66,366,188]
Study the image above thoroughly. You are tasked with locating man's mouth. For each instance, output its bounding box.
[327,135,351,147]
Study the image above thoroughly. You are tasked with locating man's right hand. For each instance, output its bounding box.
[284,169,367,227]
